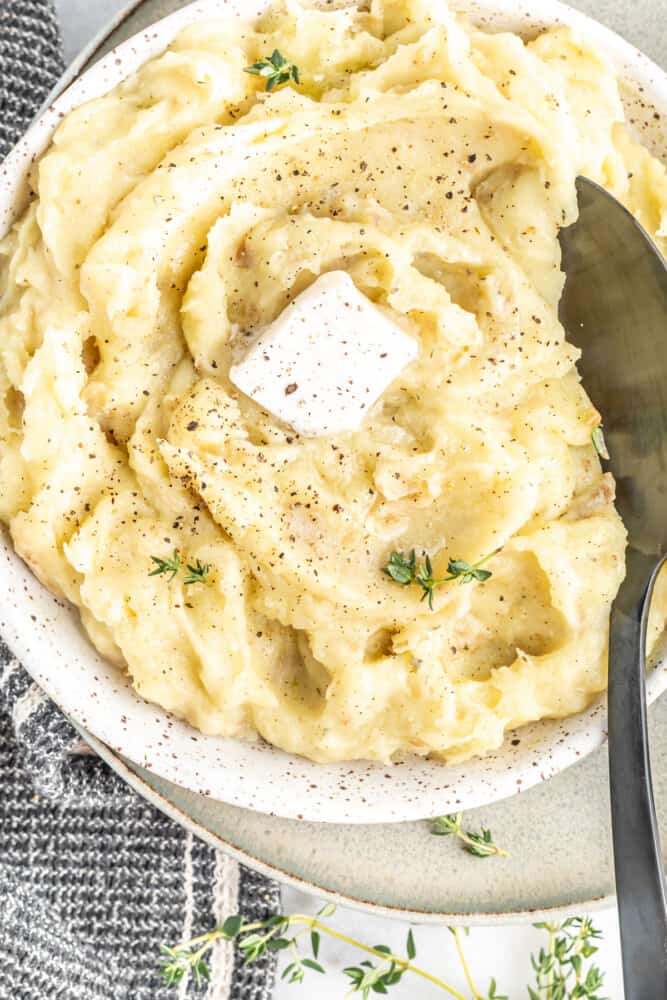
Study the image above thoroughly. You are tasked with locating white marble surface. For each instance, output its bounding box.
[50,1,663,996]
[274,887,624,998]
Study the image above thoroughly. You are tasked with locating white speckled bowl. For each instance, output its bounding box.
[2,0,666,824]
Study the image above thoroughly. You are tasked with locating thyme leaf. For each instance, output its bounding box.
[591,426,610,461]
[149,551,211,587]
[183,559,211,586]
[431,813,509,858]
[384,550,494,609]
[245,49,300,92]
[148,550,181,581]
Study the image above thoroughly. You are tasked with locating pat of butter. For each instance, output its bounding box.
[229,271,418,437]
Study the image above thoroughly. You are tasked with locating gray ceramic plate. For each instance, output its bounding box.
[79,697,667,924]
[44,0,667,922]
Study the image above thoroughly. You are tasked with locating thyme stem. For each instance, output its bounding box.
[287,916,469,1000]
[452,928,483,999]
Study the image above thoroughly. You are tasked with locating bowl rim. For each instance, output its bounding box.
[1,0,666,824]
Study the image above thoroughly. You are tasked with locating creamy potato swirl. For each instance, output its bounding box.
[2,0,667,763]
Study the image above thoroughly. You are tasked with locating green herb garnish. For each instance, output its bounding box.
[384,550,494,609]
[159,902,607,998]
[431,813,509,858]
[183,559,211,586]
[244,49,300,92]
[148,550,181,582]
[149,552,211,586]
[160,906,464,998]
[530,917,606,999]
[591,426,610,461]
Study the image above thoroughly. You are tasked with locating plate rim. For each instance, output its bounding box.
[78,716,617,924]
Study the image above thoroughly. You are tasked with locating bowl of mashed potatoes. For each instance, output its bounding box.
[1,0,667,822]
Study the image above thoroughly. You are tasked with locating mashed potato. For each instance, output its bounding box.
[2,0,667,763]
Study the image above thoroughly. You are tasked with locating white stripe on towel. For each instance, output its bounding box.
[0,658,19,692]
[12,683,47,733]
[208,853,240,998]
[178,831,195,1000]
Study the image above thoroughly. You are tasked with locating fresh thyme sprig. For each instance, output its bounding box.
[149,550,181,582]
[343,930,414,997]
[160,906,607,998]
[431,813,509,859]
[160,904,471,999]
[183,559,211,586]
[591,426,610,461]
[244,49,300,92]
[529,918,606,999]
[384,550,494,609]
[149,552,211,586]
[160,915,245,986]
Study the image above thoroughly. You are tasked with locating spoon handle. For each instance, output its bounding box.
[609,553,667,999]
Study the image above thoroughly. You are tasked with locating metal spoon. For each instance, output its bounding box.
[560,176,667,999]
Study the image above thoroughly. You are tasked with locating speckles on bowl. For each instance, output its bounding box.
[1,0,667,824]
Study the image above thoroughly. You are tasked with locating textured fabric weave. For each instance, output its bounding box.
[0,4,280,998]
[0,0,63,159]
[0,653,281,999]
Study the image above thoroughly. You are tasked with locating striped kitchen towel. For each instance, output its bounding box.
[0,4,280,998]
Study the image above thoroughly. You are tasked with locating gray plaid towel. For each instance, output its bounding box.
[0,3,280,998]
